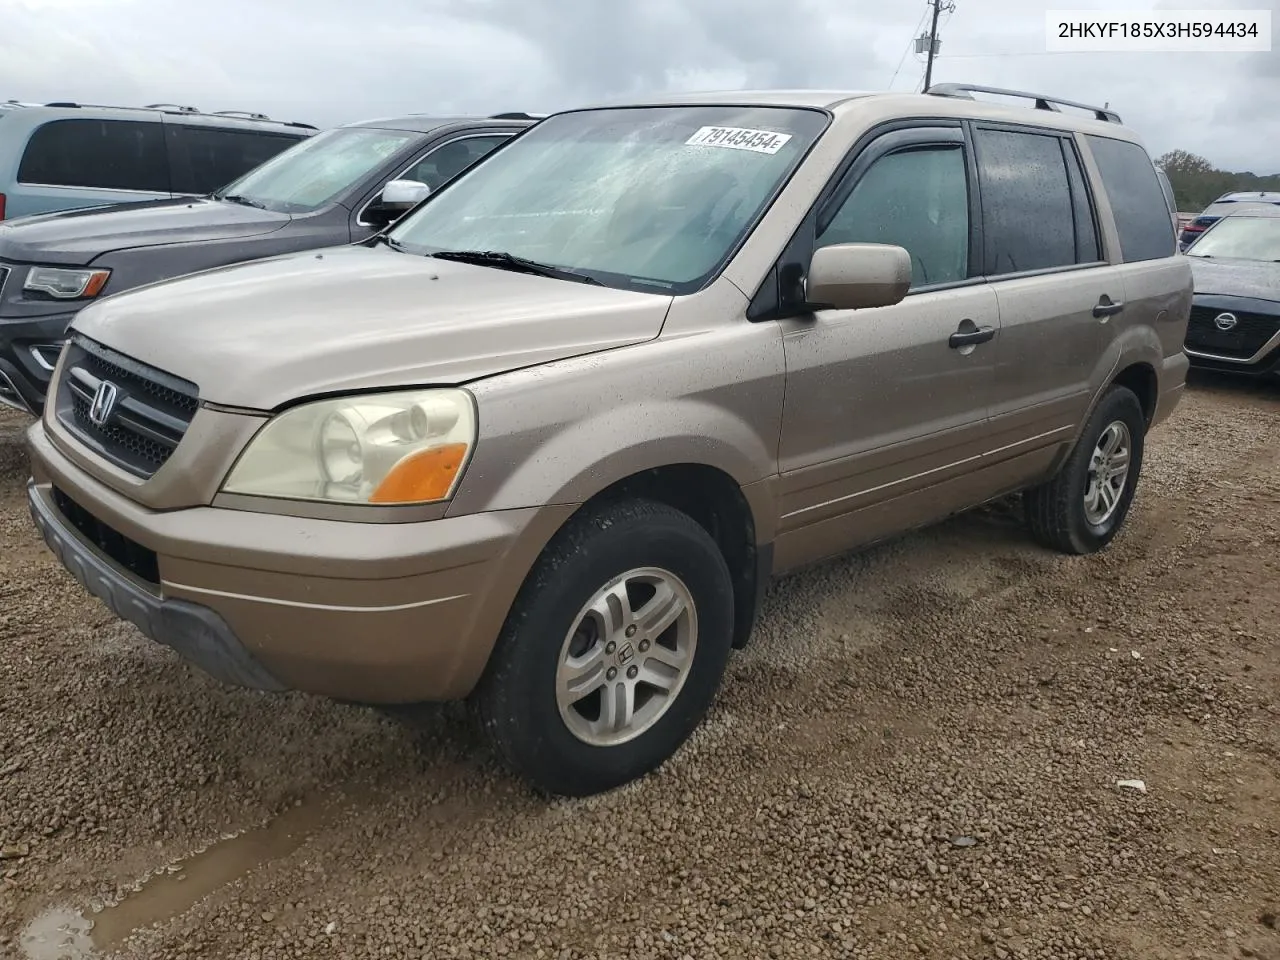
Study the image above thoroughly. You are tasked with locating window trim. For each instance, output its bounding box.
[354,131,518,228]
[1059,135,1103,266]
[968,120,1105,279]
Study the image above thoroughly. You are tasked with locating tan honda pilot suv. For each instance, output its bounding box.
[25,84,1192,796]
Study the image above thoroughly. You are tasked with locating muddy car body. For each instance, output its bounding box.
[26,86,1191,796]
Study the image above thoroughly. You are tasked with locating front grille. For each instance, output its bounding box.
[54,334,199,478]
[1185,306,1280,360]
[52,486,160,585]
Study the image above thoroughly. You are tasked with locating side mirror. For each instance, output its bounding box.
[806,243,911,311]
[366,179,431,225]
[381,179,431,208]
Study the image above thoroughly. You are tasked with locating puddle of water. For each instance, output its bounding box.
[19,908,94,960]
[92,798,336,950]
[21,797,342,958]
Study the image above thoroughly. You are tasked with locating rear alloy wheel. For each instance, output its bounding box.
[473,499,735,797]
[1025,384,1146,555]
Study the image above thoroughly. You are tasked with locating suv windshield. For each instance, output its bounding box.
[213,126,417,214]
[1188,216,1280,261]
[387,106,830,294]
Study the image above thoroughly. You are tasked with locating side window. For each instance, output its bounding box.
[973,128,1079,276]
[18,119,170,192]
[404,136,508,190]
[167,126,304,194]
[1085,135,1177,262]
[817,145,969,289]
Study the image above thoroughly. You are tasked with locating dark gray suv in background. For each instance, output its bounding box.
[0,112,533,414]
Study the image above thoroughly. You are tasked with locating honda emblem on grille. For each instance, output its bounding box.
[88,381,120,426]
[1214,312,1239,331]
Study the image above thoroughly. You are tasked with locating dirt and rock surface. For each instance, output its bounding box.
[1,376,1277,960]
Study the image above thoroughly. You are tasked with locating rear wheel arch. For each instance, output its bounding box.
[1111,360,1158,425]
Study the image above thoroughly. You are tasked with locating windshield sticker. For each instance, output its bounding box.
[685,126,793,155]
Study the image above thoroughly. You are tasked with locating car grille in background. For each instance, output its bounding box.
[54,334,199,478]
[1185,306,1280,360]
[51,485,160,585]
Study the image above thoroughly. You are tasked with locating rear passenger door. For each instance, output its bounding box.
[973,124,1119,457]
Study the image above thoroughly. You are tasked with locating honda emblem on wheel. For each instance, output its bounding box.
[88,381,119,426]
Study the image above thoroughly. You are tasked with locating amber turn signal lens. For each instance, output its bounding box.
[82,271,111,298]
[369,443,469,504]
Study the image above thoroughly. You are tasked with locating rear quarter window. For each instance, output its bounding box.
[1084,135,1176,262]
[17,118,170,192]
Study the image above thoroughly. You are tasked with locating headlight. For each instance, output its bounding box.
[222,389,476,505]
[24,267,111,300]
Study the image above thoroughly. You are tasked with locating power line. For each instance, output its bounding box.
[888,5,932,91]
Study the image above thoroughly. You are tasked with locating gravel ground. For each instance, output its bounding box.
[1,375,1278,960]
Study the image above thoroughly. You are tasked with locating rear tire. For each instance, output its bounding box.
[1024,385,1146,555]
[471,498,735,797]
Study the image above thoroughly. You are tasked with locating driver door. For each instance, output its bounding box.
[774,126,1003,571]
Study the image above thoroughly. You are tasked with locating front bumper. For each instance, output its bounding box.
[0,310,78,414]
[28,479,288,692]
[26,419,574,703]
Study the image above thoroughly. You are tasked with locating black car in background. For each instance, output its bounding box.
[1183,207,1280,379]
[0,112,535,414]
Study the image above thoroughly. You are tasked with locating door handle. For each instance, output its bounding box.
[948,323,996,348]
[1093,297,1125,318]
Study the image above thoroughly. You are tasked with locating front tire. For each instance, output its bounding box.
[1024,384,1146,555]
[472,498,735,797]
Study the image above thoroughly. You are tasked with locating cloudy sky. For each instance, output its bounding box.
[1,0,1276,171]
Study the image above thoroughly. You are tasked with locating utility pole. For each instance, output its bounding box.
[920,0,955,92]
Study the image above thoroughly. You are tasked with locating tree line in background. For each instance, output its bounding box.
[1156,150,1280,212]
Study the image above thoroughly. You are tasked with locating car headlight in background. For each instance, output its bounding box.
[222,389,476,505]
[24,267,111,300]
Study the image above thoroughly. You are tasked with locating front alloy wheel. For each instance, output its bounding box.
[473,499,735,797]
[556,567,698,747]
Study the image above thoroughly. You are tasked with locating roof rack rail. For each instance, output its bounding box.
[489,111,546,121]
[213,109,270,121]
[926,83,1122,124]
[34,100,317,129]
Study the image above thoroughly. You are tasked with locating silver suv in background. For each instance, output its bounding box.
[0,101,316,221]
[0,113,532,413]
[26,85,1190,797]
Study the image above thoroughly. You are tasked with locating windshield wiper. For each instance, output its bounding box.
[430,250,602,286]
[219,194,267,210]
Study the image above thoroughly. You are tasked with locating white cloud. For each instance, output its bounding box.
[0,0,1274,170]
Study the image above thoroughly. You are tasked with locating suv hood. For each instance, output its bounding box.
[0,198,289,266]
[71,244,673,410]
[1189,256,1280,303]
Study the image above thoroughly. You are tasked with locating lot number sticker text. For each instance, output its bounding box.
[685,126,793,155]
